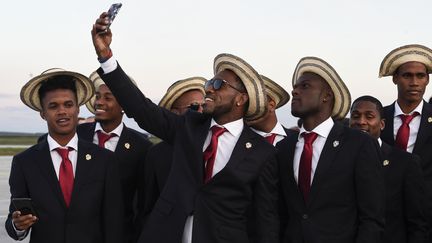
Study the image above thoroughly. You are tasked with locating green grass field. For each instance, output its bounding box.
[0,136,39,145]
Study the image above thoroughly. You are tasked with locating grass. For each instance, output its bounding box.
[0,136,39,145]
[0,148,27,156]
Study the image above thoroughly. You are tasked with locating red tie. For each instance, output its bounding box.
[56,148,74,207]
[298,132,318,203]
[264,133,277,145]
[97,131,116,148]
[203,126,227,183]
[395,113,418,151]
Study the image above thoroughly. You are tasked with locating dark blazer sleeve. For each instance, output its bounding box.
[98,65,180,143]
[404,154,428,243]
[103,153,125,243]
[355,137,386,243]
[254,153,280,243]
[5,156,30,240]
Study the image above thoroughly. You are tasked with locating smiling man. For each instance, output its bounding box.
[90,12,279,243]
[5,69,123,243]
[77,71,153,243]
[276,57,384,243]
[350,95,428,243]
[379,44,432,239]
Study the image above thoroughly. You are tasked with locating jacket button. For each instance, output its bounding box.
[302,214,308,220]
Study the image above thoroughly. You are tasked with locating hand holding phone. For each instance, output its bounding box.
[12,198,38,217]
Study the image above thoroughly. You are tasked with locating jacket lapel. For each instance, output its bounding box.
[35,139,67,208]
[381,103,396,145]
[115,123,130,155]
[276,132,304,209]
[191,118,213,185]
[413,101,432,154]
[308,123,344,207]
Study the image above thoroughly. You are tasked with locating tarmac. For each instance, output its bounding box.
[0,156,29,243]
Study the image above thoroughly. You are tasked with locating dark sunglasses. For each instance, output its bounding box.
[172,102,204,111]
[205,79,244,93]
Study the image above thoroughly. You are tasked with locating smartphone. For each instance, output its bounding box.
[107,3,122,27]
[12,198,38,217]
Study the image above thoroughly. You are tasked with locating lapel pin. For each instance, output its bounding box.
[383,160,389,166]
[428,117,432,123]
[85,154,92,161]
[333,140,339,147]
[245,142,252,149]
[124,143,130,149]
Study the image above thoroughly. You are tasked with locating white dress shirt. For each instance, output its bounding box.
[182,118,244,243]
[293,117,334,184]
[93,122,124,152]
[393,101,423,153]
[250,122,287,146]
[100,56,118,74]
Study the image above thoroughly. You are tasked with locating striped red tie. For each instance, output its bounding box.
[203,126,227,183]
[395,113,418,151]
[298,132,318,203]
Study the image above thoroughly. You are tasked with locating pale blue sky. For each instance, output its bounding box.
[1,0,431,133]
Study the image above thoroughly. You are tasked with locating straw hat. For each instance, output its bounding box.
[20,68,94,112]
[379,44,432,77]
[85,71,137,114]
[158,77,206,110]
[292,56,351,120]
[214,53,267,121]
[260,75,290,109]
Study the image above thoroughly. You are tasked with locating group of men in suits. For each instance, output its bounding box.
[5,10,432,243]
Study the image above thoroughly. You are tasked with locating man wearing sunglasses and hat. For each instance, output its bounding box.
[91,12,279,243]
[139,77,206,222]
[276,57,385,243]
[77,71,153,243]
[379,44,432,240]
[5,69,124,243]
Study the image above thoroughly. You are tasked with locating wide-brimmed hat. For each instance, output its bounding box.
[214,53,267,121]
[292,56,351,120]
[260,75,290,109]
[379,44,432,77]
[85,71,138,114]
[159,77,206,110]
[20,68,94,112]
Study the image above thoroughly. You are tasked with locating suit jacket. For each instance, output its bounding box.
[5,137,124,243]
[98,64,279,243]
[380,142,428,243]
[381,101,432,230]
[77,122,153,242]
[276,123,385,243]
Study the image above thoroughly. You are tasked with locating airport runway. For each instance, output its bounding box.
[0,156,29,243]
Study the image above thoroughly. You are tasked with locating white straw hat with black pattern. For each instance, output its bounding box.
[158,77,206,110]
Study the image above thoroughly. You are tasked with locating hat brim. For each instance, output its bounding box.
[292,56,351,120]
[379,44,432,77]
[158,77,206,110]
[260,75,290,109]
[21,70,94,112]
[214,53,267,121]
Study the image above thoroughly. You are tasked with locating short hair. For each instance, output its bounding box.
[38,75,78,107]
[351,95,384,119]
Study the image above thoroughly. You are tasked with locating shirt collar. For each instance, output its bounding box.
[298,116,334,140]
[250,122,287,137]
[377,137,382,147]
[47,133,78,151]
[95,122,124,136]
[394,101,423,117]
[210,118,244,137]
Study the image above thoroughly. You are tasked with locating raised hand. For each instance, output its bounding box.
[91,12,113,60]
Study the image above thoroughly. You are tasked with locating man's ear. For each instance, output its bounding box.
[236,93,249,106]
[40,110,46,120]
[380,118,386,131]
[392,74,398,85]
[268,97,276,112]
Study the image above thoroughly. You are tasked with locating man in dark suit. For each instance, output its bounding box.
[276,57,385,243]
[77,71,153,243]
[350,95,428,243]
[91,13,279,243]
[5,69,124,243]
[140,77,206,220]
[247,75,295,145]
[378,44,432,239]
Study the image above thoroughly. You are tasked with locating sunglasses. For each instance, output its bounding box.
[172,102,204,111]
[205,79,245,93]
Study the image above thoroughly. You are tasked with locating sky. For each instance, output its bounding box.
[1,0,431,133]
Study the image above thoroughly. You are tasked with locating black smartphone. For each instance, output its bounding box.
[107,3,122,27]
[12,198,38,217]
